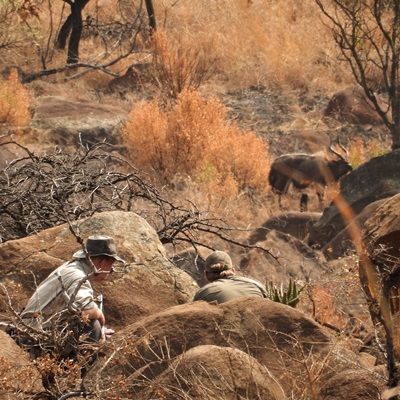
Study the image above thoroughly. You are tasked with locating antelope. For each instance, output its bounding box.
[268,144,352,211]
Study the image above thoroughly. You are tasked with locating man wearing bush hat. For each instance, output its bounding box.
[193,250,267,304]
[20,235,125,345]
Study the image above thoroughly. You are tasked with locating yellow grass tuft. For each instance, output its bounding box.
[123,89,270,198]
[348,137,389,167]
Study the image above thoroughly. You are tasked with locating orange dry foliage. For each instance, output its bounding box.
[124,90,270,197]
[0,69,30,131]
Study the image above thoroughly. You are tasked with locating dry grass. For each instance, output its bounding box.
[0,69,31,131]
[154,0,353,91]
[123,89,270,199]
[0,0,353,93]
[150,29,217,98]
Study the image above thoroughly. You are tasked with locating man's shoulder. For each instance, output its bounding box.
[59,259,91,278]
[230,275,264,285]
[229,275,267,296]
[193,281,219,300]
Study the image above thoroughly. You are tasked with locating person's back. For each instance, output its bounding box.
[194,276,266,304]
[193,250,267,304]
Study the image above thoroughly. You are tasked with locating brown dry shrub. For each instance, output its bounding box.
[150,29,217,98]
[124,89,270,198]
[0,69,30,130]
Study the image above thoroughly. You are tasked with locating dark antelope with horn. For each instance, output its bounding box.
[268,143,352,211]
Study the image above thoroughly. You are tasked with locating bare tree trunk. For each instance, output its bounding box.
[56,0,90,64]
[384,323,399,388]
[67,2,83,64]
[144,0,156,33]
[56,13,73,50]
[391,124,400,150]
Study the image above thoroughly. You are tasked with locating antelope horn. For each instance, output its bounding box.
[328,144,345,160]
[337,138,349,157]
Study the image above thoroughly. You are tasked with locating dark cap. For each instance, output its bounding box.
[73,235,125,263]
[204,250,233,272]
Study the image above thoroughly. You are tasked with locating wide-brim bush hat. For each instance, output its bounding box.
[204,250,233,272]
[73,235,125,263]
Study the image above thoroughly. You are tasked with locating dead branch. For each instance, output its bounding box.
[315,0,400,149]
[0,141,275,259]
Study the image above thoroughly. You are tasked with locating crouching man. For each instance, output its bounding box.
[193,250,267,304]
[19,235,124,355]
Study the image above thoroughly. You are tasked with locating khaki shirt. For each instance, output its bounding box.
[21,256,96,328]
[193,276,267,304]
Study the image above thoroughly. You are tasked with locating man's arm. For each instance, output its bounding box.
[81,305,105,325]
[62,269,104,323]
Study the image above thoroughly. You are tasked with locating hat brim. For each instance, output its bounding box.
[73,250,126,263]
[111,254,126,263]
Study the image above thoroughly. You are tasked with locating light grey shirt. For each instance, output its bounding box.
[193,276,267,304]
[21,255,96,328]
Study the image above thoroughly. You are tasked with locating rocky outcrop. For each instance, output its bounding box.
[324,85,387,125]
[170,246,211,286]
[241,229,328,284]
[87,297,361,399]
[31,96,128,148]
[0,331,43,398]
[142,345,285,400]
[322,199,386,259]
[309,150,400,248]
[0,211,198,328]
[248,211,322,243]
[358,194,400,357]
[318,368,386,400]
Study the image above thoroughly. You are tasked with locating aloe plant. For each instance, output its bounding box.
[266,278,304,308]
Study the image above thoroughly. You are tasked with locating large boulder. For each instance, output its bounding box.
[141,345,285,400]
[360,193,400,349]
[170,246,212,286]
[30,96,128,148]
[0,211,198,328]
[248,211,322,243]
[324,85,386,125]
[363,193,400,249]
[241,229,328,284]
[87,297,361,398]
[318,368,386,400]
[322,199,386,259]
[0,331,43,398]
[309,150,400,248]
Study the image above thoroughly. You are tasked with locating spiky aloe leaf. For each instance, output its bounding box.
[265,278,304,308]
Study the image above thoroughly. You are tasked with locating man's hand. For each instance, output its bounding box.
[104,328,115,337]
[82,305,105,326]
